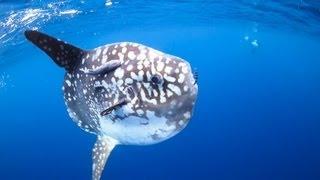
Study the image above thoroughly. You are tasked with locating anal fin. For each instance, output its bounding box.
[92,136,118,180]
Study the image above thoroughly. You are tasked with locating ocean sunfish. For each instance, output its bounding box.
[25,30,198,180]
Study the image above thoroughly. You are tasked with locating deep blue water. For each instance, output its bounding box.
[1,0,320,179]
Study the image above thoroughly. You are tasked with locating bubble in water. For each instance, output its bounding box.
[0,73,9,89]
[105,0,113,6]
[251,39,259,47]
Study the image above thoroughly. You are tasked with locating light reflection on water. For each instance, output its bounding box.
[0,0,319,67]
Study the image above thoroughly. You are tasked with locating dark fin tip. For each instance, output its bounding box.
[24,30,35,40]
[24,30,43,43]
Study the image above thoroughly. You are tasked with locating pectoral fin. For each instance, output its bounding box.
[87,59,121,75]
[92,136,118,180]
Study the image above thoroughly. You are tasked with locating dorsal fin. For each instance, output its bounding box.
[24,30,86,71]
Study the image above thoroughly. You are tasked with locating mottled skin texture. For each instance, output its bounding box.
[64,42,198,145]
[24,30,198,180]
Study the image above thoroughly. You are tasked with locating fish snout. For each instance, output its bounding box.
[192,68,198,85]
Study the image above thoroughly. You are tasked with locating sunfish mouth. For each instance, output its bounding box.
[192,68,198,85]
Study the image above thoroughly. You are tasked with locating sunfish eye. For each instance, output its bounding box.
[94,85,105,93]
[151,74,162,84]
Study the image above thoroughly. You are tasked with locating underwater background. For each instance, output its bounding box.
[0,0,320,179]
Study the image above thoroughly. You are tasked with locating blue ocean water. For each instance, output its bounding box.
[1,0,320,179]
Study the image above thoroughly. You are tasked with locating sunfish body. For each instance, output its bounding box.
[25,30,198,180]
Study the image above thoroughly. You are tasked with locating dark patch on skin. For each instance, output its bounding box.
[95,86,106,94]
[126,86,135,99]
[140,122,149,125]
[151,133,161,141]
